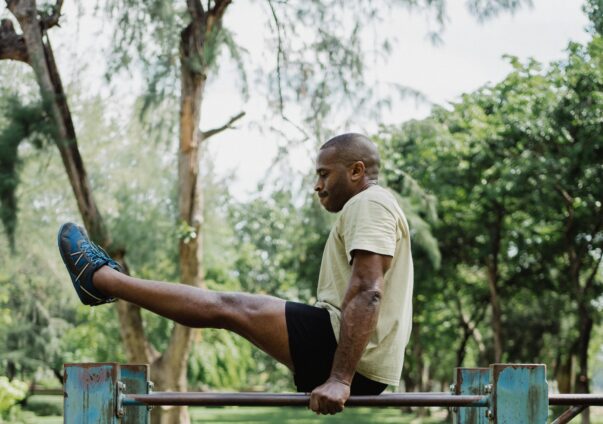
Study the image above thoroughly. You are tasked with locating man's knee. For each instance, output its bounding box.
[214,292,281,331]
[223,291,268,313]
[207,292,256,329]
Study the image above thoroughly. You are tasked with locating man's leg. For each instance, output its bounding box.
[93,266,294,370]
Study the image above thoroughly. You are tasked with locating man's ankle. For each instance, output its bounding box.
[92,266,114,294]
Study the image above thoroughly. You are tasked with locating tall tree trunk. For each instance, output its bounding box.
[486,208,504,363]
[8,0,105,241]
[148,1,214,420]
[455,299,486,368]
[4,3,233,424]
[575,311,593,424]
[558,186,597,424]
[556,351,574,393]
[4,0,156,366]
[149,4,233,422]
[486,269,503,363]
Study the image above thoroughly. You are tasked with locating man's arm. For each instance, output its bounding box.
[309,250,391,415]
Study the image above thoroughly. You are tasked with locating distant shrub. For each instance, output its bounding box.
[0,376,27,418]
[23,395,63,417]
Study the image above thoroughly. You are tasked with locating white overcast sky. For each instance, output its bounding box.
[207,0,591,199]
[51,0,592,200]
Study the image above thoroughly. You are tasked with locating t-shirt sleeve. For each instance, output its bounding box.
[342,199,397,264]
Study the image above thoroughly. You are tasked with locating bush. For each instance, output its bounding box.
[0,376,27,419]
[22,395,62,417]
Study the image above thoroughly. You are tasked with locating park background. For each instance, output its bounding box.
[0,0,602,422]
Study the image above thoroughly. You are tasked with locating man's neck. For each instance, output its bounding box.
[358,180,378,193]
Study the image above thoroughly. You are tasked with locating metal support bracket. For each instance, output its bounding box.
[453,367,490,424]
[489,364,548,423]
[116,381,126,417]
[147,380,155,411]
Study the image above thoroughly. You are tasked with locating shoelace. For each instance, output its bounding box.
[69,241,102,280]
[69,240,110,303]
[83,240,108,266]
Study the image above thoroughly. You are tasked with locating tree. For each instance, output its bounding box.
[584,0,603,36]
[0,1,533,422]
[378,35,603,424]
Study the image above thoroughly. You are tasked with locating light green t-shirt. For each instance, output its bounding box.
[315,185,414,386]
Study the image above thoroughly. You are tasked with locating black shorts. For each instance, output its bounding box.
[285,301,388,394]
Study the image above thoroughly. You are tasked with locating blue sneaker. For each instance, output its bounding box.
[57,222,122,306]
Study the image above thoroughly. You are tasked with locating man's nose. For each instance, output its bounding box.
[314,179,322,192]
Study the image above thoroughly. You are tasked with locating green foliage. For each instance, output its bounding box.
[0,263,73,382]
[21,395,62,417]
[0,377,27,419]
[466,0,532,22]
[60,306,126,364]
[100,0,532,143]
[0,95,54,251]
[229,189,331,301]
[103,1,249,117]
[378,34,603,389]
[584,0,603,36]
[188,329,258,390]
[0,0,591,406]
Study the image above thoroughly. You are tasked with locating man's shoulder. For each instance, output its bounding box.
[344,185,400,213]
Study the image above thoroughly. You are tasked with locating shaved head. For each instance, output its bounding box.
[319,133,380,180]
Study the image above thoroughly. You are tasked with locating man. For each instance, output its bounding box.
[57,133,413,415]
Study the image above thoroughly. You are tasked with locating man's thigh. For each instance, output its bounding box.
[284,301,388,395]
[284,301,337,391]
[219,298,335,390]
[216,292,293,370]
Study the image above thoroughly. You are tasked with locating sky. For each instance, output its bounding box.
[202,0,592,199]
[49,0,593,200]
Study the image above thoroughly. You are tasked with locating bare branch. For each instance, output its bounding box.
[206,0,232,32]
[0,19,28,62]
[266,0,310,141]
[584,209,603,293]
[40,0,64,31]
[585,248,603,294]
[6,0,20,13]
[200,111,245,141]
[267,0,284,114]
[187,0,205,21]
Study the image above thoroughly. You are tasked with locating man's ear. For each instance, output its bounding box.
[350,161,365,181]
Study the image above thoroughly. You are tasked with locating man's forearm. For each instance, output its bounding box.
[329,287,382,384]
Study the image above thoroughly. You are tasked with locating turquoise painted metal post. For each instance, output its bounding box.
[64,363,120,423]
[489,364,548,424]
[120,364,151,424]
[453,367,490,424]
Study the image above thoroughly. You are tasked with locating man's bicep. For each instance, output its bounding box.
[350,250,392,287]
[343,200,397,264]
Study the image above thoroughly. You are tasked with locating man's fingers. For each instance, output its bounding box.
[309,393,319,413]
[309,384,347,415]
[310,393,330,415]
[331,400,344,414]
[321,398,344,415]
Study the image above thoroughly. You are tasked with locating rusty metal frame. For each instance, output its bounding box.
[551,406,588,424]
[63,362,603,424]
[121,392,488,408]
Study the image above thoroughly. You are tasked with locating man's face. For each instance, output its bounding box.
[314,147,355,213]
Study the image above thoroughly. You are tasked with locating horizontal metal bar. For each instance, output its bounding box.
[122,391,603,408]
[123,392,489,408]
[549,394,603,406]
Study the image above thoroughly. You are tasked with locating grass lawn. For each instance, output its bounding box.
[189,406,445,423]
